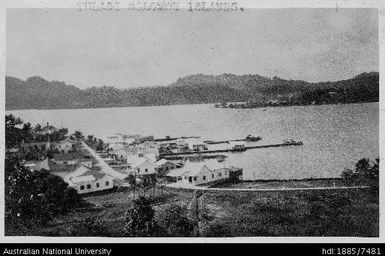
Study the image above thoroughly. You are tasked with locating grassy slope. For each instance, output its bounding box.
[34,184,379,237]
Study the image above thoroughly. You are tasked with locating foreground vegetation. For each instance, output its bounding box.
[15,186,377,237]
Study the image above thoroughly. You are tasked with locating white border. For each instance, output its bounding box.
[0,0,384,243]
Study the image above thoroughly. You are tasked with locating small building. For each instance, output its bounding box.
[77,159,93,168]
[155,159,182,175]
[24,158,53,172]
[105,133,136,145]
[109,148,128,161]
[136,141,159,158]
[55,138,78,153]
[23,158,91,181]
[186,139,208,151]
[129,158,157,176]
[167,159,237,186]
[166,166,188,182]
[139,152,157,162]
[229,141,246,151]
[182,160,230,185]
[41,122,59,135]
[64,165,114,194]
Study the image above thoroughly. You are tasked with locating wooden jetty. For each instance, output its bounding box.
[159,141,303,157]
[204,135,262,144]
[154,136,200,142]
[164,154,227,161]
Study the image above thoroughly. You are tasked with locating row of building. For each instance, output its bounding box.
[104,134,243,187]
[23,133,243,194]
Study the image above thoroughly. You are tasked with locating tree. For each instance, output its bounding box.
[58,128,68,136]
[341,169,356,186]
[21,122,33,143]
[140,174,157,196]
[35,123,42,132]
[5,114,23,148]
[126,173,137,196]
[96,139,105,151]
[87,135,94,143]
[369,158,379,193]
[73,130,83,140]
[71,216,110,237]
[5,156,84,231]
[123,196,161,237]
[157,204,194,237]
[341,158,379,193]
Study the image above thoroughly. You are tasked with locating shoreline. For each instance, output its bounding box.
[215,100,379,110]
[5,100,378,112]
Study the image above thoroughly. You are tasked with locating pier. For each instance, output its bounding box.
[154,136,200,142]
[159,141,303,157]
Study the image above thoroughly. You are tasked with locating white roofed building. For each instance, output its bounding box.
[64,165,114,194]
[54,137,79,153]
[155,159,183,175]
[186,139,208,151]
[128,157,157,176]
[167,159,232,185]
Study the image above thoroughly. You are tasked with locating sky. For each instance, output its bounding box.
[6,8,379,89]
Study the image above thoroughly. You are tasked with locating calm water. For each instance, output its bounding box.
[9,103,379,180]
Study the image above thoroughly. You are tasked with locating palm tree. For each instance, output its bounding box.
[126,174,137,198]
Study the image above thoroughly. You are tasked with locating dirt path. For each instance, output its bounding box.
[81,141,127,180]
[165,182,370,192]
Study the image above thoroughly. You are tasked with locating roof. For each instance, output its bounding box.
[167,159,225,177]
[109,143,125,151]
[140,152,157,162]
[42,125,58,132]
[28,158,53,171]
[167,167,189,177]
[137,141,157,148]
[71,175,95,183]
[201,159,225,171]
[156,159,177,166]
[131,157,156,168]
[66,164,106,183]
[58,137,79,145]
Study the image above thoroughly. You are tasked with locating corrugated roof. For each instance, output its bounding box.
[167,159,225,177]
[166,167,189,177]
[131,157,156,168]
[156,158,176,166]
[71,175,95,183]
[67,164,106,182]
[30,158,53,171]
[58,137,79,145]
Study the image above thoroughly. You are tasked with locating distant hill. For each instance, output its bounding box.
[5,72,379,110]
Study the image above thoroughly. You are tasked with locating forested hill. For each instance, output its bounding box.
[5,72,379,110]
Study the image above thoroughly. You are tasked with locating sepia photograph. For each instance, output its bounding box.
[2,2,381,241]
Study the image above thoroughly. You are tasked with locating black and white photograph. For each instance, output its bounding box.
[1,0,383,241]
